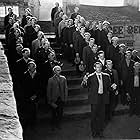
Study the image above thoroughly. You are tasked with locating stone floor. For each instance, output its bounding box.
[24,114,140,140]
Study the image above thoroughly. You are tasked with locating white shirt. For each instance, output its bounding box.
[96,72,103,94]
[134,75,139,87]
[99,58,105,66]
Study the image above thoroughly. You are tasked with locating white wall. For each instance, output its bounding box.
[39,0,62,21]
[39,0,124,21]
[80,0,123,6]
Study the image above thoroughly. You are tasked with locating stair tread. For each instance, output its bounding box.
[67,76,82,80]
[64,104,90,115]
[64,104,129,116]
[68,94,88,101]
[68,84,82,90]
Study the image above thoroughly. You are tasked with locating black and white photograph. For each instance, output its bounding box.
[0,0,140,139]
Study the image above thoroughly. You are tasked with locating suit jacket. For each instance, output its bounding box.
[47,75,68,104]
[120,58,135,93]
[98,59,106,70]
[23,71,41,101]
[4,13,17,28]
[32,39,40,59]
[94,29,108,53]
[75,34,87,59]
[131,72,140,98]
[82,72,111,104]
[51,7,58,21]
[83,45,97,73]
[73,30,80,50]
[104,69,119,90]
[16,57,34,80]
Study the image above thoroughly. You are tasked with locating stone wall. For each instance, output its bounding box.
[0,42,23,140]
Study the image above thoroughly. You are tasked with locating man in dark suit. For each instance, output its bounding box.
[83,38,98,74]
[22,61,41,130]
[74,26,87,60]
[16,48,34,84]
[4,7,17,29]
[51,2,59,26]
[94,21,108,55]
[81,62,113,138]
[97,51,106,70]
[120,51,135,106]
[15,48,34,128]
[104,60,119,122]
[133,62,140,116]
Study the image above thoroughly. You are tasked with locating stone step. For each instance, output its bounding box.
[67,76,82,86]
[61,68,77,77]
[66,94,88,107]
[64,104,91,117]
[68,85,88,96]
[64,104,129,118]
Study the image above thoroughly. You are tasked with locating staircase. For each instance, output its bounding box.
[46,34,129,119]
[0,32,130,120]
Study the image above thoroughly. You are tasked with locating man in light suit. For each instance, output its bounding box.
[47,66,68,129]
[81,62,115,138]
[31,31,44,59]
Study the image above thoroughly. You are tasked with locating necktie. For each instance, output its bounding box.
[98,74,101,80]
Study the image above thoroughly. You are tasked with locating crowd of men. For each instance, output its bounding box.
[4,7,66,136]
[51,2,140,138]
[3,2,140,138]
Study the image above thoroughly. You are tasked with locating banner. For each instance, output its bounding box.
[111,24,140,38]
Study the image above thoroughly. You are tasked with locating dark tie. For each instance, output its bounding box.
[98,74,101,80]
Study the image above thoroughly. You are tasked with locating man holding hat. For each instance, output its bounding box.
[47,65,68,129]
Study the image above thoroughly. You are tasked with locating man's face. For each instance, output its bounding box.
[98,53,104,60]
[106,62,113,70]
[103,23,109,29]
[95,64,102,73]
[68,20,73,26]
[92,45,98,53]
[85,21,90,28]
[9,18,13,24]
[55,2,59,7]
[23,50,30,58]
[48,53,55,61]
[38,33,43,40]
[14,29,20,37]
[85,34,90,41]
[107,32,112,38]
[74,19,78,25]
[98,22,102,29]
[80,27,85,34]
[8,8,12,14]
[89,39,94,46]
[28,63,36,73]
[31,19,36,25]
[134,63,140,71]
[125,52,132,60]
[119,46,125,53]
[112,39,118,46]
[54,68,61,75]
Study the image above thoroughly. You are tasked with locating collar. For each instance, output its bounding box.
[99,58,105,63]
[95,72,102,76]
[29,70,37,78]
